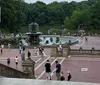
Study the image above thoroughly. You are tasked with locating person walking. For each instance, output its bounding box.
[1,44,4,54]
[21,51,25,62]
[28,51,31,59]
[85,36,88,42]
[45,60,51,80]
[55,61,61,80]
[7,58,10,66]
[67,71,72,81]
[39,47,43,58]
[19,46,22,54]
[15,56,19,68]
[0,47,2,54]
[23,46,26,51]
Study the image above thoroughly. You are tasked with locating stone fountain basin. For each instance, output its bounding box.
[39,36,78,46]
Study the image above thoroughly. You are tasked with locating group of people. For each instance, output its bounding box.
[35,47,46,58]
[6,45,46,68]
[7,56,19,68]
[4,44,71,80]
[7,50,32,67]
[45,60,72,81]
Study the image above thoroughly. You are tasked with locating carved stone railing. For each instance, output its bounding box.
[68,47,100,55]
[0,63,29,78]
[51,45,69,57]
[51,46,100,57]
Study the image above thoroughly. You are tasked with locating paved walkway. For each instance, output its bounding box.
[0,78,100,85]
[70,36,100,50]
[0,36,100,83]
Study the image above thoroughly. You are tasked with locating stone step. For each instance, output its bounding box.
[0,78,100,85]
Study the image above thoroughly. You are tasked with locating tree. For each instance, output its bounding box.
[89,0,100,29]
[64,8,90,30]
[0,0,99,33]
[0,0,27,33]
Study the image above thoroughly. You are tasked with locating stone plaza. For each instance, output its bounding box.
[0,36,100,84]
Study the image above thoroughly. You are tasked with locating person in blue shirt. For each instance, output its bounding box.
[55,61,61,80]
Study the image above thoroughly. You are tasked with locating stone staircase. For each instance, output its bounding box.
[0,63,29,78]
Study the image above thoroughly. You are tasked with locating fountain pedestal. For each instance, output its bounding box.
[27,22,41,45]
[27,32,41,45]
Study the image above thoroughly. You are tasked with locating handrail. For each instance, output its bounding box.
[0,63,29,78]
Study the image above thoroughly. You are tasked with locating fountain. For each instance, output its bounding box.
[39,36,78,46]
[25,22,78,46]
[26,22,42,45]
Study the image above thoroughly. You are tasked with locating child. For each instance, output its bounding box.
[60,72,65,81]
[67,71,72,81]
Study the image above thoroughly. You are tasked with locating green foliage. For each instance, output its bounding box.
[89,0,100,29]
[64,8,90,30]
[0,0,27,33]
[0,38,20,45]
[0,0,100,33]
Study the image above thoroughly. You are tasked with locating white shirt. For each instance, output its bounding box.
[1,45,4,48]
[15,57,18,62]
[8,44,11,47]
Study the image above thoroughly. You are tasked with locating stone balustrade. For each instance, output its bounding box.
[51,46,100,57]
[0,63,29,78]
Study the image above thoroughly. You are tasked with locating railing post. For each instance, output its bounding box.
[91,47,95,55]
[51,46,57,57]
[22,57,35,79]
[67,45,70,57]
[79,47,83,54]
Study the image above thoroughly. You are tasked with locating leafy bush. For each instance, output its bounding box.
[0,38,21,45]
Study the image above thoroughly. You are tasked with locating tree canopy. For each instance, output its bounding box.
[0,0,100,33]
